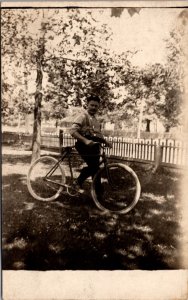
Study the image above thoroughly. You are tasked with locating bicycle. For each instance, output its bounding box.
[27,144,141,214]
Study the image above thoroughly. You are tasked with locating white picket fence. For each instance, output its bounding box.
[41,132,188,167]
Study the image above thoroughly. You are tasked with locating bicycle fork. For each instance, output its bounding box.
[101,155,114,188]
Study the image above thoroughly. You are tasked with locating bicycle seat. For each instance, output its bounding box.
[62,146,74,151]
[65,146,74,150]
[60,146,75,155]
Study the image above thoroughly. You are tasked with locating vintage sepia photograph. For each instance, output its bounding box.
[1,1,188,299]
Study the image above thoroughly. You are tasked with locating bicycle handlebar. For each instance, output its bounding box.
[92,142,110,149]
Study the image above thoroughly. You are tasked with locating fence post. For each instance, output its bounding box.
[59,129,63,154]
[152,145,163,173]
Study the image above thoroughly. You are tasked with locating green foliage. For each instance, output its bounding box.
[158,23,185,131]
[115,58,184,132]
[2,9,40,118]
[2,8,185,135]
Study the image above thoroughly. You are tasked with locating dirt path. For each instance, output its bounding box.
[2,146,184,270]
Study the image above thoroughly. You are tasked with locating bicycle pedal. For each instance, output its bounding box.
[67,186,84,196]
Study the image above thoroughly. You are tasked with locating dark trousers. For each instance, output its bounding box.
[75,141,100,187]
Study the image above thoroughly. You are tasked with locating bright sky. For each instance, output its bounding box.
[94,8,181,66]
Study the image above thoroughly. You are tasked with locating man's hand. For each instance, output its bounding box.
[84,139,97,147]
[105,141,113,148]
[72,131,98,147]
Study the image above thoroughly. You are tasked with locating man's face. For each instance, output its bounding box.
[87,100,100,116]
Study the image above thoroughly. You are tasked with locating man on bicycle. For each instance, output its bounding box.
[70,94,111,191]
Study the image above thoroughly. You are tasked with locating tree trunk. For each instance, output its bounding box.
[31,91,42,162]
[137,98,144,139]
[76,90,83,107]
[145,119,151,132]
[31,57,43,162]
[165,125,171,133]
[17,113,21,131]
[25,113,30,134]
[31,11,45,162]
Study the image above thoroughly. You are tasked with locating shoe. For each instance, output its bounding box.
[72,180,84,194]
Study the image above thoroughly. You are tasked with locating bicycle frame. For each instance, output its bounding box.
[44,147,73,188]
[44,145,112,188]
[28,144,141,213]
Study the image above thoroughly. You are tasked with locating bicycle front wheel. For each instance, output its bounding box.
[91,163,141,214]
[27,156,66,201]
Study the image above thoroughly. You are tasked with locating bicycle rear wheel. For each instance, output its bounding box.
[91,163,141,214]
[27,156,66,201]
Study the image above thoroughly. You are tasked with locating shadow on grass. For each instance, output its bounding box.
[2,153,32,165]
[2,154,183,270]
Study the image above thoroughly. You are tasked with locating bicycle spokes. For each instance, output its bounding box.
[92,163,140,214]
[27,156,65,201]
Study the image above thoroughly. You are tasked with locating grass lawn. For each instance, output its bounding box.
[2,145,185,270]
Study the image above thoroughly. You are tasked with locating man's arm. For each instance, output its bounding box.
[70,114,112,147]
[70,115,96,146]
[71,130,95,146]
